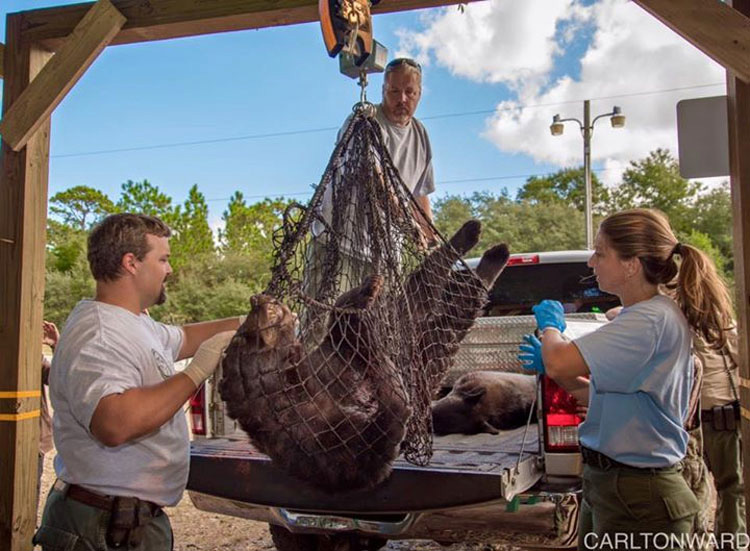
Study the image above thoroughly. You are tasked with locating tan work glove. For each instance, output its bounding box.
[182,330,236,388]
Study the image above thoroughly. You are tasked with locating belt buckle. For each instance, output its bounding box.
[53,479,69,494]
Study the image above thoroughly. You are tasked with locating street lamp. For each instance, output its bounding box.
[550,100,626,249]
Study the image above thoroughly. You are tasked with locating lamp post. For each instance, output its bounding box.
[550,100,626,250]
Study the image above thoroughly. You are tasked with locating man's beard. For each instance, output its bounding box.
[155,285,167,305]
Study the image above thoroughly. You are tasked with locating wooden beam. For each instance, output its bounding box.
[0,0,125,152]
[727,0,750,531]
[0,43,4,79]
[0,13,53,551]
[633,0,750,83]
[19,0,474,50]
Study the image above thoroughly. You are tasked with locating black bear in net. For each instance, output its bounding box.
[219,220,510,491]
[219,273,411,492]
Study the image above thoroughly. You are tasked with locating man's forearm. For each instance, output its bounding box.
[179,318,240,360]
[416,195,433,222]
[90,373,197,447]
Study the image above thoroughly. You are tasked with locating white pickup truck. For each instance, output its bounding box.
[185,251,619,551]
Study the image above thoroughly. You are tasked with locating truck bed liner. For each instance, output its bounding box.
[188,425,541,513]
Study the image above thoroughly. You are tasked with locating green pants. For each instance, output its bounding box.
[579,463,700,551]
[33,486,173,551]
[703,419,746,537]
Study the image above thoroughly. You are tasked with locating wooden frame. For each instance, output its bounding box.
[0,0,126,151]
[634,0,750,83]
[727,0,750,528]
[0,14,53,551]
[2,0,750,549]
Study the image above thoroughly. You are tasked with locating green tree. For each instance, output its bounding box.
[690,182,733,265]
[478,200,586,254]
[608,149,702,233]
[518,167,609,214]
[432,195,476,241]
[432,191,586,254]
[49,185,115,230]
[116,179,174,219]
[169,184,215,270]
[219,193,293,261]
[46,219,89,272]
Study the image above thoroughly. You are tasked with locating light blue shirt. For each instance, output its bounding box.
[574,295,693,467]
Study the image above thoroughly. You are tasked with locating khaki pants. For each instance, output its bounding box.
[579,463,699,551]
[703,419,746,538]
[33,486,173,551]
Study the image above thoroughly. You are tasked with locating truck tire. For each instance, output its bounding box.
[269,524,318,551]
[268,524,387,551]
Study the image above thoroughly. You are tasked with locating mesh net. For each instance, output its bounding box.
[219,107,510,491]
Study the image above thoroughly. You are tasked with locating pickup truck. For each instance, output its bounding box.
[186,250,619,551]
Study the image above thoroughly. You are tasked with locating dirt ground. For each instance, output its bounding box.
[38,452,505,551]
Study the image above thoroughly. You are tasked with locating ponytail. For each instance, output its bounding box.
[670,243,734,349]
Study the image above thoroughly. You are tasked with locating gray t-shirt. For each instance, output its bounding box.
[312,105,435,242]
[50,300,186,506]
[373,103,435,197]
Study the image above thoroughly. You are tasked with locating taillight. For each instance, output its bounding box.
[541,375,582,452]
[507,254,539,266]
[189,384,207,436]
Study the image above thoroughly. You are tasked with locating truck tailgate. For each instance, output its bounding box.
[188,425,542,513]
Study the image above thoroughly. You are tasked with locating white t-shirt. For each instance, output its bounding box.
[50,300,186,506]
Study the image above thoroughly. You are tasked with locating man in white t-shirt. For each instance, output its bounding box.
[34,213,241,551]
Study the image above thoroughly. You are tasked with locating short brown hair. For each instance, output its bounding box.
[88,213,171,282]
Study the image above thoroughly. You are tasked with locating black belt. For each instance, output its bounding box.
[580,446,677,472]
[701,402,740,422]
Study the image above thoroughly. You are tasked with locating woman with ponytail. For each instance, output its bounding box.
[518,208,733,550]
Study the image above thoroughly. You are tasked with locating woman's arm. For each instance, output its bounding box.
[540,328,590,379]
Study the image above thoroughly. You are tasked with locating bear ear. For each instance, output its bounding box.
[460,385,486,405]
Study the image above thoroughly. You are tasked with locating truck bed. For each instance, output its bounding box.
[188,425,542,514]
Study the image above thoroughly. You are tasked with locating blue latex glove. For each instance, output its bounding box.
[532,300,566,333]
[518,334,545,374]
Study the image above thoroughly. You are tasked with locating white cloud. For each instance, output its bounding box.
[399,0,726,185]
[398,0,585,92]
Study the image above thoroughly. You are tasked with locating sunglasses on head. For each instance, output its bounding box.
[385,58,422,74]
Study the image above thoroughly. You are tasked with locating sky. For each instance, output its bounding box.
[1,0,727,232]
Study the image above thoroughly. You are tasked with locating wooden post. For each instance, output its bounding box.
[727,0,750,532]
[0,14,53,551]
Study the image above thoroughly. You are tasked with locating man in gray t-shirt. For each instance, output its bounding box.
[375,57,435,224]
[312,57,435,241]
[305,58,436,322]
